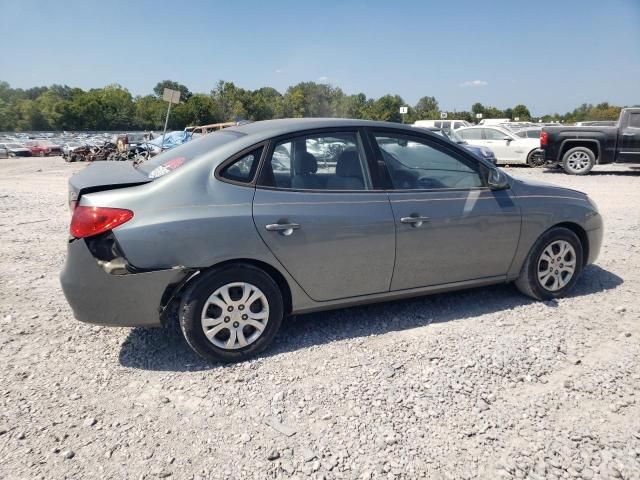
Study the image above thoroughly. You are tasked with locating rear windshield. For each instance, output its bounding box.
[136,130,243,179]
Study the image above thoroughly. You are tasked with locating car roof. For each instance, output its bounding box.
[459,125,505,130]
[225,118,426,140]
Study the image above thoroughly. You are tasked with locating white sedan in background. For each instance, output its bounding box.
[456,126,543,166]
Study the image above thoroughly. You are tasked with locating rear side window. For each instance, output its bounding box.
[484,129,507,140]
[458,129,482,140]
[219,147,263,183]
[628,113,640,128]
[138,129,243,179]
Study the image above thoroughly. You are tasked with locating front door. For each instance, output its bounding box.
[370,130,521,291]
[618,111,640,162]
[253,130,395,302]
[482,128,518,163]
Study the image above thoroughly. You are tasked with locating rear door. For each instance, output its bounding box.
[253,129,396,302]
[369,129,521,291]
[618,111,640,162]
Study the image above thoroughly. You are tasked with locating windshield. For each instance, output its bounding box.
[444,129,466,144]
[136,129,243,179]
[433,129,465,144]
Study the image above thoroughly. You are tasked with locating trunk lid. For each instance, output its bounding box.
[68,162,151,209]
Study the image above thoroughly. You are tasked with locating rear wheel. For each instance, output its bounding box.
[562,147,595,175]
[515,227,583,300]
[179,264,284,363]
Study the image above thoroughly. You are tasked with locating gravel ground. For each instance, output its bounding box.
[1,157,639,480]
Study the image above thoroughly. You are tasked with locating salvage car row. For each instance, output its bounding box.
[5,108,639,175]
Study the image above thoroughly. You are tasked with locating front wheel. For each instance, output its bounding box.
[515,227,583,300]
[526,149,546,168]
[562,147,595,175]
[179,264,284,363]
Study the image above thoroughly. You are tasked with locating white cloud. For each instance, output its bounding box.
[274,69,283,74]
[459,80,488,88]
[317,76,330,83]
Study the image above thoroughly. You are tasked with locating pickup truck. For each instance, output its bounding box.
[540,107,640,174]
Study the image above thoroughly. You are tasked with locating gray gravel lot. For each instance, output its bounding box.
[0,157,639,480]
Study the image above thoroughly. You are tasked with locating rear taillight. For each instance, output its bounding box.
[70,206,133,238]
[540,131,548,147]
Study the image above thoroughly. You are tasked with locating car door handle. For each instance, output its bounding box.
[265,223,300,236]
[400,216,430,227]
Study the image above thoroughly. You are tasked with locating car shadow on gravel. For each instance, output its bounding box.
[118,265,622,372]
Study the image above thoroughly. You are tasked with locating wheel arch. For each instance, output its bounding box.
[160,258,293,326]
[552,222,589,265]
[559,140,600,163]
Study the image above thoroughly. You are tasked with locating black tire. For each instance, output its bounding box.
[515,227,584,301]
[562,147,595,175]
[526,149,545,168]
[179,264,284,363]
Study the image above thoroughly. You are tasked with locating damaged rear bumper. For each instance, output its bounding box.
[60,239,188,327]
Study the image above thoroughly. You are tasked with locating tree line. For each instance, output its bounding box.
[0,79,627,132]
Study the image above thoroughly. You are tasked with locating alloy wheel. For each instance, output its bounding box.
[200,282,269,350]
[537,240,577,292]
[565,151,591,173]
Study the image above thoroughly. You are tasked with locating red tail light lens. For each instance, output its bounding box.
[540,131,548,147]
[70,206,133,238]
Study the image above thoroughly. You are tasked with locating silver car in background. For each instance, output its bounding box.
[60,119,603,362]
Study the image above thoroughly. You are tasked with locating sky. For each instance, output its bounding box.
[1,0,639,116]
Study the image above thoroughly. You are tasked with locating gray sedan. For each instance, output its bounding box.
[60,119,603,362]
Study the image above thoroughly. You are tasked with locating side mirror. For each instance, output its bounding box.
[487,168,510,190]
[503,136,513,143]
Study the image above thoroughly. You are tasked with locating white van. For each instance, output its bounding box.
[413,120,470,131]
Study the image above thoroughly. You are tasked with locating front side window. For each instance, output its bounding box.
[628,112,640,128]
[374,133,484,190]
[219,147,263,183]
[458,128,483,140]
[259,132,369,190]
[484,129,509,140]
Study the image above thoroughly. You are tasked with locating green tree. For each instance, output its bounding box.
[247,87,283,120]
[153,80,192,101]
[134,95,166,130]
[212,80,251,121]
[368,94,405,122]
[471,102,485,117]
[171,94,222,128]
[414,96,439,120]
[512,104,531,121]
